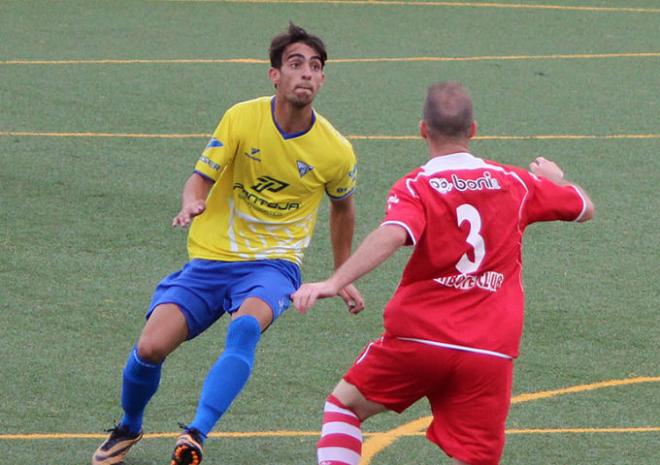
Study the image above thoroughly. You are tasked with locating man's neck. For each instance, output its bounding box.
[273,98,314,134]
[427,138,471,158]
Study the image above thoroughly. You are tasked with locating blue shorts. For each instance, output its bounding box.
[147,258,301,339]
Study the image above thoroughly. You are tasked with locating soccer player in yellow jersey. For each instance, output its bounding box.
[92,24,364,465]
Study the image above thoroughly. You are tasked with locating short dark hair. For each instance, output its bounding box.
[423,82,474,139]
[269,23,327,69]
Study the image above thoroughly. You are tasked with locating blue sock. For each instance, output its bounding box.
[120,348,162,434]
[188,315,261,437]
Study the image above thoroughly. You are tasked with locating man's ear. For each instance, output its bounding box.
[268,67,280,87]
[419,120,428,139]
[468,120,478,139]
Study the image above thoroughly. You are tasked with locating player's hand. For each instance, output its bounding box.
[530,157,564,183]
[172,200,207,228]
[338,283,365,315]
[291,281,340,314]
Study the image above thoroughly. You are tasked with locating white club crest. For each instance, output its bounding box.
[297,160,314,177]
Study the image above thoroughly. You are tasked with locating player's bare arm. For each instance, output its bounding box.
[172,172,214,228]
[329,196,365,313]
[530,157,595,221]
[292,224,408,314]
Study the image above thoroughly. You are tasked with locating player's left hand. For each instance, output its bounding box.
[291,281,339,314]
[338,283,364,315]
[530,157,564,182]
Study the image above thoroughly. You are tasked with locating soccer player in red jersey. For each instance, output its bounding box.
[292,81,595,465]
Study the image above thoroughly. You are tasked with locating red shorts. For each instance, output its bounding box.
[343,335,513,465]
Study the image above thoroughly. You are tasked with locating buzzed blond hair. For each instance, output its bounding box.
[423,82,474,139]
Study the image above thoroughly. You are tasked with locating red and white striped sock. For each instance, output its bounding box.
[317,395,363,465]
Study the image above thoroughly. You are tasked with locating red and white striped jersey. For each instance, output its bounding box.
[381,152,587,359]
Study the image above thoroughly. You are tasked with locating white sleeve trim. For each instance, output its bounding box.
[380,220,416,246]
[570,185,589,222]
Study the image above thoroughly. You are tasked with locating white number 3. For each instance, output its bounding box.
[455,204,485,274]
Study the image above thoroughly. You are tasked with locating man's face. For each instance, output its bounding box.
[269,42,325,108]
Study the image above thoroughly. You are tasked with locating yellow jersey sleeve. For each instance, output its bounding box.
[326,143,357,200]
[194,106,238,181]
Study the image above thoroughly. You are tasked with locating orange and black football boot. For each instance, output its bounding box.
[171,425,204,465]
[92,424,143,465]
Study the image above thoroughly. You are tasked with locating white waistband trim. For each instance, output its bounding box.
[396,337,513,360]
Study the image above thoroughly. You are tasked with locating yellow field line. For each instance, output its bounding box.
[1,426,657,440]
[351,134,660,141]
[507,427,660,434]
[2,52,659,65]
[157,0,660,14]
[2,131,660,141]
[511,376,660,403]
[3,378,656,449]
[0,431,318,440]
[360,376,660,464]
[0,131,209,139]
[333,52,660,63]
[0,378,658,445]
[0,58,269,65]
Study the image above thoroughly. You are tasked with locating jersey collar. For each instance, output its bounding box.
[270,97,316,140]
[422,152,486,174]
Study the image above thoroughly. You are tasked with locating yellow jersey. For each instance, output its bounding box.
[188,96,357,265]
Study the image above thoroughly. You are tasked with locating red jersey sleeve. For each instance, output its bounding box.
[381,173,426,245]
[518,169,587,225]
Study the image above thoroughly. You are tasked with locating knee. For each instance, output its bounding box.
[224,316,261,363]
[136,304,188,363]
[227,315,261,349]
[136,337,169,364]
[331,381,385,421]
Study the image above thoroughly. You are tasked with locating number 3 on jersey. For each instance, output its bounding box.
[456,204,485,274]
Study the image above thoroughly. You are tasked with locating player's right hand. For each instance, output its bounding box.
[291,281,339,314]
[171,200,207,228]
